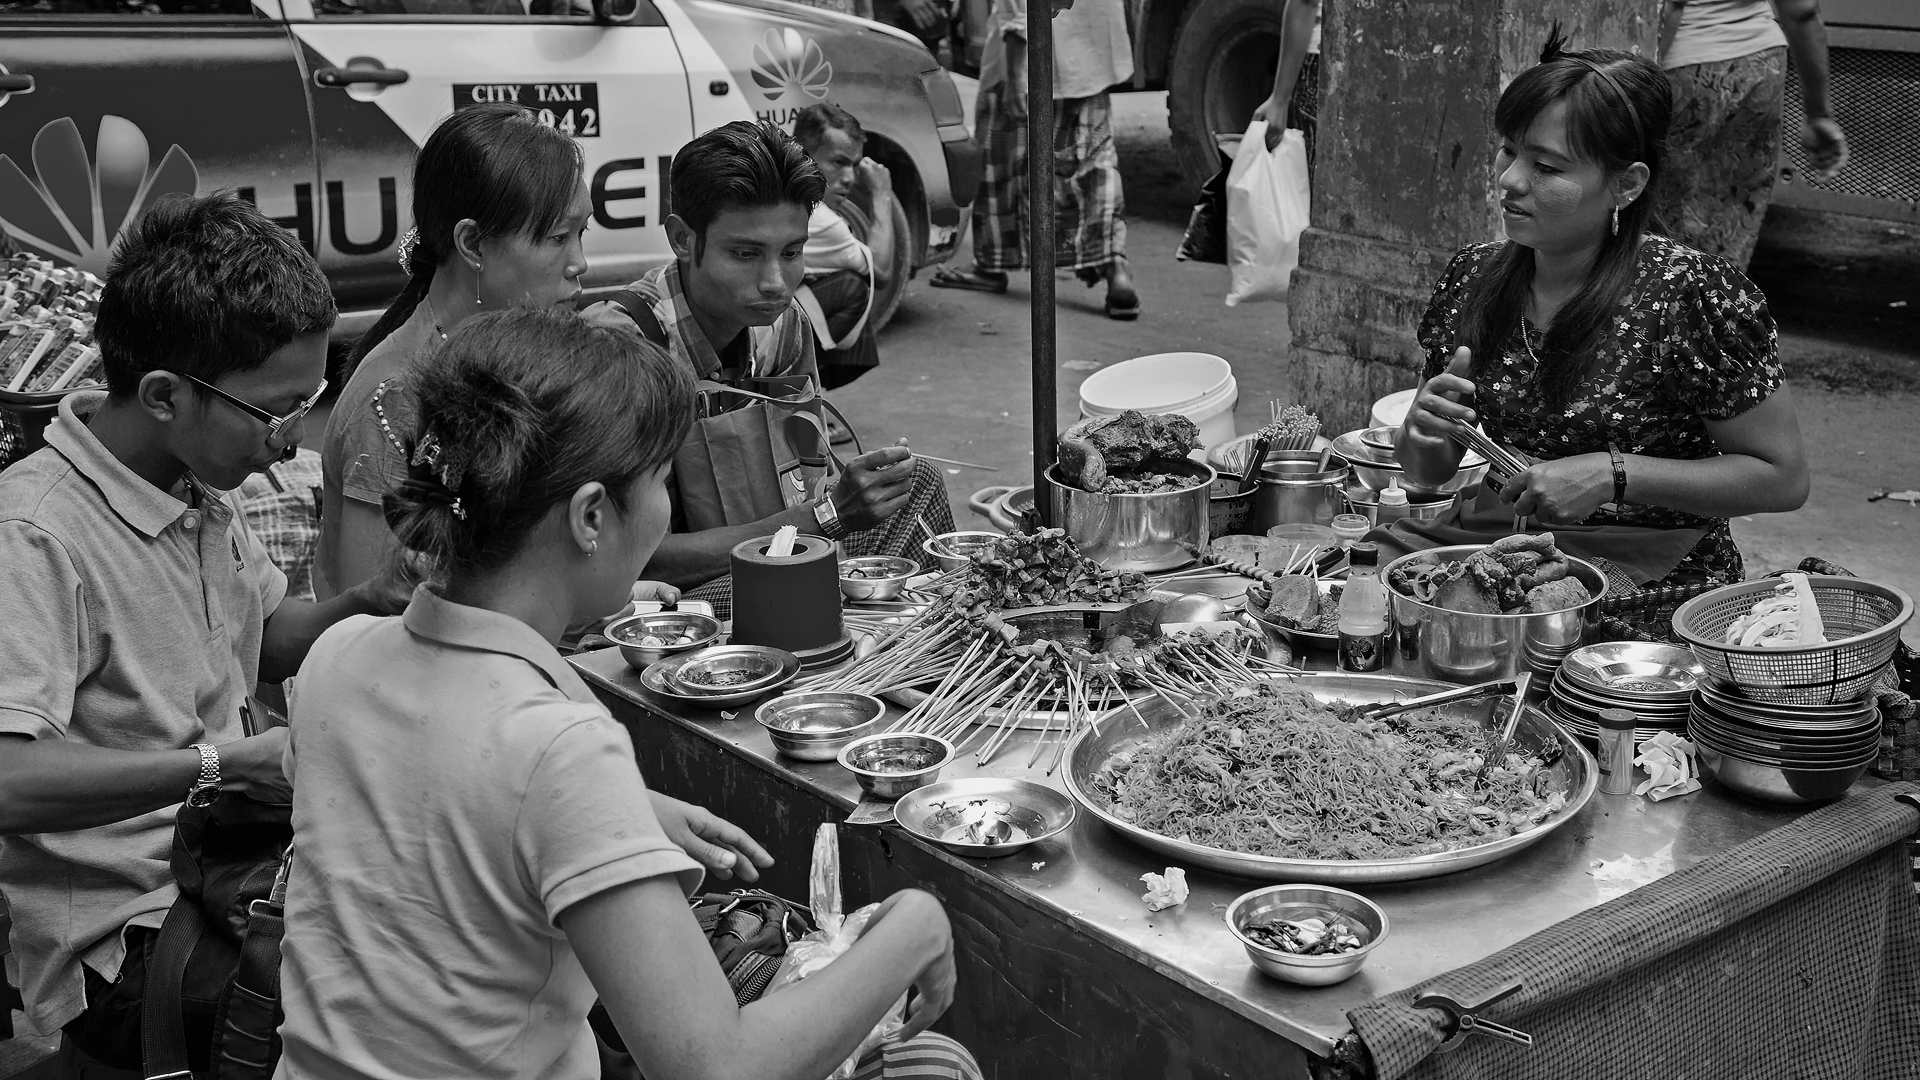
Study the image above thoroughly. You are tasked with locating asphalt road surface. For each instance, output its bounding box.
[836,91,1919,642]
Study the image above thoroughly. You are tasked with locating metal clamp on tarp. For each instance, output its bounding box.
[1413,980,1535,1052]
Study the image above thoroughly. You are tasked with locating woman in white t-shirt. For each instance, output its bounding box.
[277,307,978,1080]
[1656,0,1849,268]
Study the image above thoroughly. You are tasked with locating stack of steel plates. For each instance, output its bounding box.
[1687,682,1880,804]
[1545,641,1702,746]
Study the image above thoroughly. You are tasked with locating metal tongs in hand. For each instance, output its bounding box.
[1472,672,1534,791]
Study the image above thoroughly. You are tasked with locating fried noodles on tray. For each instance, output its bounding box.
[1089,684,1566,861]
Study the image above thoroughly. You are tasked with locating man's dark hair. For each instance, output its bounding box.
[792,103,865,153]
[669,121,826,256]
[95,189,336,396]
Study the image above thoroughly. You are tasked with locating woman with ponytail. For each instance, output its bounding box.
[315,102,588,598]
[1393,28,1809,587]
[279,307,981,1080]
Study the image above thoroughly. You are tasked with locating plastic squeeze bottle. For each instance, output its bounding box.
[1337,542,1390,672]
[1375,479,1411,526]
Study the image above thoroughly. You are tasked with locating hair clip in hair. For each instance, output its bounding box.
[411,431,444,471]
[397,226,422,277]
[449,497,467,521]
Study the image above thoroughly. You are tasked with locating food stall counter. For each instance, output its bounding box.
[574,648,1817,1068]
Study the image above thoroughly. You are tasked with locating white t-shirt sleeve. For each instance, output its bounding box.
[805,204,872,277]
[516,713,704,924]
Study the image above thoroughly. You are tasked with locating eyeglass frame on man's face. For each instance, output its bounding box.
[172,371,328,448]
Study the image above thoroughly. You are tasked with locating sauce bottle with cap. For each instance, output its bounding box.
[1375,479,1411,526]
[1337,542,1390,672]
[1596,708,1640,795]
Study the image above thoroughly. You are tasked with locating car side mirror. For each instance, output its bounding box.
[593,0,640,24]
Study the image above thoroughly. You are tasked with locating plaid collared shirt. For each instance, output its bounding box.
[622,261,817,385]
[236,448,323,603]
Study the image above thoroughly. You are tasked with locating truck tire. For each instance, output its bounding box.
[870,192,914,333]
[1166,0,1284,194]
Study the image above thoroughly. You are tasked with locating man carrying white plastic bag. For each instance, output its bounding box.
[1225,119,1312,306]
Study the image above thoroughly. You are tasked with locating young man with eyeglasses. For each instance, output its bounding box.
[0,191,403,1071]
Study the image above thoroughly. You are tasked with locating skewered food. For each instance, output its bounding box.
[0,254,105,395]
[1387,533,1591,615]
[1723,572,1828,648]
[1057,410,1202,493]
[948,528,1146,617]
[1263,404,1322,452]
[1088,683,1565,861]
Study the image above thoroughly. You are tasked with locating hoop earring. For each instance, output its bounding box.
[1610,204,1620,237]
[586,540,597,558]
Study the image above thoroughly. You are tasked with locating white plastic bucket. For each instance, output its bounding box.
[1371,388,1417,430]
[1077,352,1239,449]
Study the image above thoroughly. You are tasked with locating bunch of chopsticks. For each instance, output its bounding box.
[1450,424,1528,486]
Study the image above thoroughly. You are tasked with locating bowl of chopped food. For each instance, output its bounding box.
[892,777,1077,858]
[605,611,723,669]
[838,733,954,799]
[756,691,887,761]
[665,645,795,698]
[1226,884,1390,986]
[1383,537,1606,683]
[923,531,1004,573]
[838,555,922,602]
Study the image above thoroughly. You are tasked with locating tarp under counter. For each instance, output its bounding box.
[572,647,1917,1078]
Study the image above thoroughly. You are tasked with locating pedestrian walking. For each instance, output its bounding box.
[931,0,1141,320]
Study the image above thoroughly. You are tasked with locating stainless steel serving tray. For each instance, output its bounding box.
[1063,672,1598,883]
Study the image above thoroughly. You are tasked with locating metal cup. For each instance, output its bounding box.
[1254,450,1351,531]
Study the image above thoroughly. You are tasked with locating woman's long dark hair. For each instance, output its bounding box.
[1456,27,1673,407]
[347,104,583,376]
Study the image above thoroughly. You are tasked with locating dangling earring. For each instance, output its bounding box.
[473,263,485,308]
[1610,204,1621,237]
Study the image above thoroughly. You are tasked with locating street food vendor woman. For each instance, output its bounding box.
[1392,31,1809,588]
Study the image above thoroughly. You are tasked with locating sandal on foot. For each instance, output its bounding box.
[1105,290,1141,321]
[929,266,1010,294]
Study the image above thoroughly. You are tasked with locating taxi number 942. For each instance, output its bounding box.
[454,83,601,138]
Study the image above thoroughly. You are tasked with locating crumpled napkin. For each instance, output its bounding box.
[1633,731,1701,802]
[1140,867,1189,911]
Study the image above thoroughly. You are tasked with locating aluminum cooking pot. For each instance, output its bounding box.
[1382,544,1605,683]
[1044,462,1214,572]
[1254,450,1351,531]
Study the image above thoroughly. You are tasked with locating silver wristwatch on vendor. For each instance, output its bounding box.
[812,490,849,540]
[187,741,222,807]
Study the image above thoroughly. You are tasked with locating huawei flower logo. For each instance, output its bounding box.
[750,28,832,103]
[0,115,200,275]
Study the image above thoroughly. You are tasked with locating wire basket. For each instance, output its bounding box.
[1672,577,1914,705]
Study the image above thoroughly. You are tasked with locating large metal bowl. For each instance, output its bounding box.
[1064,672,1597,883]
[1694,742,1874,805]
[1333,428,1489,495]
[1382,545,1606,684]
[755,691,886,761]
[1044,461,1215,573]
[1225,884,1391,987]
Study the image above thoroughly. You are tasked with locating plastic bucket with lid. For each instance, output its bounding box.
[1077,352,1238,449]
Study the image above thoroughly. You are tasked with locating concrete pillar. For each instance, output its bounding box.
[1287,0,1660,433]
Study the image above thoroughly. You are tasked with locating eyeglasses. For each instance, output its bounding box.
[176,372,328,448]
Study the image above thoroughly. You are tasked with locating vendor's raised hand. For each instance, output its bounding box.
[831,440,918,532]
[867,889,957,1039]
[647,792,774,882]
[1401,347,1478,454]
[857,157,893,198]
[1499,453,1613,525]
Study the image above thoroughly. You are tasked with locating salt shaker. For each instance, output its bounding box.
[1595,708,1639,795]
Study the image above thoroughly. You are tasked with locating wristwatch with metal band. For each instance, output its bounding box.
[812,493,847,540]
[187,742,221,807]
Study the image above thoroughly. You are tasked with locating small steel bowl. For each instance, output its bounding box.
[666,645,793,697]
[1225,884,1391,987]
[922,531,1002,573]
[605,611,723,670]
[838,733,953,800]
[838,555,921,602]
[754,691,887,761]
[1332,428,1490,496]
[891,777,1076,858]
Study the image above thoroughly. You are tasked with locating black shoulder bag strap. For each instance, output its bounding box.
[213,845,293,1080]
[141,899,204,1080]
[599,289,672,350]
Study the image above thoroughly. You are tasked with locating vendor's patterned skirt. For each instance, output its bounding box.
[1655,47,1787,270]
[971,86,1128,275]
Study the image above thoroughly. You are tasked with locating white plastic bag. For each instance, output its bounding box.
[767,824,904,1079]
[1224,120,1311,307]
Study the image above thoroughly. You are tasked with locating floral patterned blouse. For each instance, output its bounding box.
[1418,236,1783,584]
